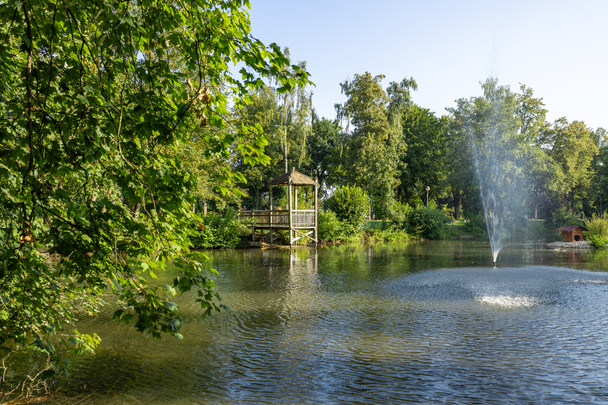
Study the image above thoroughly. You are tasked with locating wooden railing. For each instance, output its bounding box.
[238,210,316,227]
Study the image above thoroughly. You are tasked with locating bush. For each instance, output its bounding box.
[318,209,358,242]
[549,206,584,228]
[462,212,487,237]
[584,214,608,249]
[326,186,370,231]
[368,227,412,242]
[403,207,451,240]
[189,212,247,249]
[386,200,411,225]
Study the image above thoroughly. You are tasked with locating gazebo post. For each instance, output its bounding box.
[288,178,293,248]
[314,178,318,248]
[269,184,273,247]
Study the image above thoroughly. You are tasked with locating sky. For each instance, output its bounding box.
[247,0,608,130]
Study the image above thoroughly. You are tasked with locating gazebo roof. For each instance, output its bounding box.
[269,168,317,186]
[556,225,588,232]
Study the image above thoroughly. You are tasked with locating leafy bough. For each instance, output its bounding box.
[0,0,310,385]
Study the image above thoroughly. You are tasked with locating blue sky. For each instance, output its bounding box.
[247,0,608,130]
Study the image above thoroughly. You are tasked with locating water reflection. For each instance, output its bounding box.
[54,241,608,404]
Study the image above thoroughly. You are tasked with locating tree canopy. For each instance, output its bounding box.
[0,0,310,377]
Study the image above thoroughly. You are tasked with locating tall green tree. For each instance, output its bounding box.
[540,118,599,213]
[336,72,409,221]
[233,85,282,209]
[305,114,342,196]
[446,79,563,220]
[397,105,449,206]
[234,53,313,209]
[590,130,608,215]
[0,0,309,380]
[446,79,530,220]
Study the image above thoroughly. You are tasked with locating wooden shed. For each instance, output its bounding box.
[556,225,588,242]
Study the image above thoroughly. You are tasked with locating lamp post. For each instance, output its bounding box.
[425,186,430,208]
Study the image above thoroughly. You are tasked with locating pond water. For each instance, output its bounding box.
[56,241,608,404]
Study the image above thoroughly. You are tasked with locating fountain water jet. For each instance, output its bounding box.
[466,79,529,265]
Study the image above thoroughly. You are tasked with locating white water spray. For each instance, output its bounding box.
[467,79,528,265]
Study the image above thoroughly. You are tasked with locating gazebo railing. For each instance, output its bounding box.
[238,209,315,227]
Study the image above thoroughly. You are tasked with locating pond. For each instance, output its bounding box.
[56,241,608,404]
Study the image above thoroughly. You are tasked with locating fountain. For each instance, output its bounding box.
[468,80,528,265]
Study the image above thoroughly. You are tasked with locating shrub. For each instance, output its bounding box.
[462,212,487,237]
[326,186,370,231]
[369,227,412,242]
[403,207,450,240]
[549,206,584,228]
[318,209,358,242]
[189,212,247,249]
[386,200,411,225]
[584,214,608,249]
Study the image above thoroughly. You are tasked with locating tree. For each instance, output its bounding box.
[397,105,449,206]
[590,138,608,215]
[541,118,599,213]
[233,85,283,209]
[446,79,529,220]
[325,185,370,232]
[234,54,313,209]
[277,57,314,173]
[445,79,562,221]
[337,72,392,187]
[336,72,410,222]
[305,114,341,196]
[0,0,309,380]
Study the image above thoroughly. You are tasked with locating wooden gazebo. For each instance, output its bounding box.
[239,168,318,248]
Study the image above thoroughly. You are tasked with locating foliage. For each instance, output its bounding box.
[398,105,448,205]
[549,206,585,228]
[325,186,370,231]
[367,227,412,243]
[0,0,310,385]
[189,212,248,249]
[234,54,314,210]
[462,213,488,237]
[317,209,357,242]
[403,207,451,240]
[539,118,598,197]
[306,115,342,196]
[584,214,608,249]
[589,143,608,216]
[334,72,417,224]
[385,200,411,226]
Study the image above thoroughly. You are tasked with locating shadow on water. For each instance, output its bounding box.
[45,241,608,404]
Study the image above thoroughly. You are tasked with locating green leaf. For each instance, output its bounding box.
[76,95,89,105]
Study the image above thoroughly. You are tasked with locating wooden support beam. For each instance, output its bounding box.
[314,178,318,248]
[292,228,317,243]
[288,179,292,248]
[269,184,273,247]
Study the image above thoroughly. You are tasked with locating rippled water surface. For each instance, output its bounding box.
[57,241,608,404]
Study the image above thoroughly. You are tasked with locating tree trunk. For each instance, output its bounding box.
[453,190,464,220]
[254,188,260,210]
